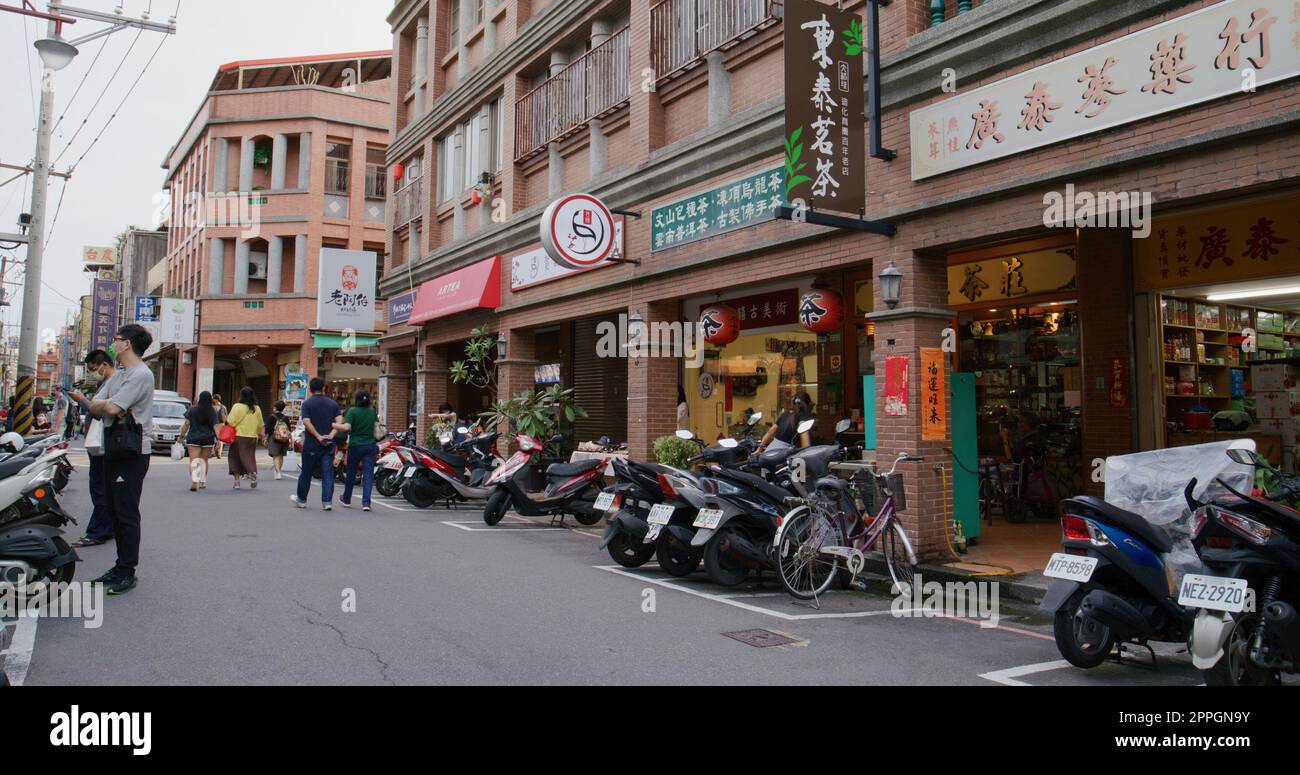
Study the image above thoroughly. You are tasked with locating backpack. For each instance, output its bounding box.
[273,418,291,443]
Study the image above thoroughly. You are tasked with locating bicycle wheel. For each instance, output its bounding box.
[882,520,917,595]
[775,507,843,600]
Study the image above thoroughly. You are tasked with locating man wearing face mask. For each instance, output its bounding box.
[81,325,155,595]
[68,350,117,548]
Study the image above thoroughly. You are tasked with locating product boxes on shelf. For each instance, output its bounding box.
[1255,389,1300,420]
[1252,363,1297,392]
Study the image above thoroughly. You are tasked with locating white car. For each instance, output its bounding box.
[150,391,192,453]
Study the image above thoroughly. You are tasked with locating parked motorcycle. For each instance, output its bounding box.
[401,428,501,507]
[1187,447,1300,685]
[482,434,605,526]
[0,448,80,590]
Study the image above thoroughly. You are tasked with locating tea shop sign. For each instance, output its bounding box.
[909,0,1300,179]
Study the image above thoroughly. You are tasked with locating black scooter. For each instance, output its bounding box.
[0,470,79,591]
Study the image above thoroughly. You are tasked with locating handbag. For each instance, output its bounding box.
[170,442,185,461]
[84,418,105,456]
[218,423,238,445]
[104,413,144,460]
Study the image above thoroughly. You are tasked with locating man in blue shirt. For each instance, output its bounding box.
[290,377,342,511]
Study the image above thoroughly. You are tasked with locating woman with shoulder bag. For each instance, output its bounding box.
[335,389,378,511]
[266,400,292,480]
[178,391,219,491]
[224,387,266,489]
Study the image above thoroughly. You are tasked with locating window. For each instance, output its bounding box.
[449,0,461,47]
[438,132,460,203]
[472,0,483,27]
[491,97,503,174]
[325,142,350,195]
[365,147,387,199]
[462,115,481,191]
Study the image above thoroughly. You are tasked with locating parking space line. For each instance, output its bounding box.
[978,659,1072,686]
[3,611,39,686]
[442,520,568,532]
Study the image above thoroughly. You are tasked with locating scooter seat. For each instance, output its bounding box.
[0,457,30,481]
[547,459,602,477]
[431,450,468,469]
[1063,496,1173,553]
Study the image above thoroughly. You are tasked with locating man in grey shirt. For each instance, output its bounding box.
[84,324,155,595]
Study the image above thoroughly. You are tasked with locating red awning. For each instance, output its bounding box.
[408,256,501,326]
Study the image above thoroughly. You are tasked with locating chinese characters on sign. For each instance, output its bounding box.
[883,355,909,417]
[316,248,377,331]
[909,0,1300,179]
[91,280,120,353]
[722,288,801,331]
[1108,357,1129,409]
[82,245,118,268]
[650,169,787,252]
[512,217,625,290]
[920,348,947,441]
[946,246,1078,307]
[783,0,865,213]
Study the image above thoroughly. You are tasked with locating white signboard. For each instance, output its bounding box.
[539,193,617,270]
[198,367,214,396]
[317,248,377,331]
[511,217,625,291]
[909,0,1300,179]
[159,297,196,344]
[140,322,162,358]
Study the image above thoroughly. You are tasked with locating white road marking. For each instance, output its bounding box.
[595,565,910,621]
[978,659,1073,686]
[373,500,415,512]
[442,520,567,532]
[3,611,39,686]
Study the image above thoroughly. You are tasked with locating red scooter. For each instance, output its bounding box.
[481,434,606,527]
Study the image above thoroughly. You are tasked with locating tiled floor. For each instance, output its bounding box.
[948,518,1061,575]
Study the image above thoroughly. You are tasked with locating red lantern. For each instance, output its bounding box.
[392,163,405,181]
[699,304,740,346]
[471,188,484,206]
[798,289,845,334]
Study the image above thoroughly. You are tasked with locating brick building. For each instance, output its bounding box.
[158,52,394,411]
[379,0,1300,561]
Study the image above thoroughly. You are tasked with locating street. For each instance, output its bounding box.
[10,445,1213,687]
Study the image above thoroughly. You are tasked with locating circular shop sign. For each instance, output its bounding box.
[540,193,616,270]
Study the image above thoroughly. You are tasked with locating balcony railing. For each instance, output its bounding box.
[650,0,782,85]
[514,25,630,162]
[928,0,980,27]
[394,177,423,229]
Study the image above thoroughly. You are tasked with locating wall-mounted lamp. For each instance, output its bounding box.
[496,332,508,360]
[878,260,903,310]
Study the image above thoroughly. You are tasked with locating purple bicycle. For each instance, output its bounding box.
[774,451,923,601]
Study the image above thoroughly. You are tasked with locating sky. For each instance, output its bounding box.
[0,0,392,345]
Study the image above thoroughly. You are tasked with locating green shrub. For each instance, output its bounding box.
[654,435,696,469]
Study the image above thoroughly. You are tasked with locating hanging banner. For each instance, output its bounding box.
[317,248,378,331]
[910,0,1300,180]
[783,0,865,213]
[920,348,947,440]
[90,280,120,353]
[883,355,909,417]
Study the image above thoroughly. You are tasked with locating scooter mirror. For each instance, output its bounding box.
[439,434,452,444]
[675,429,695,440]
[835,419,852,433]
[748,412,762,425]
[797,418,816,435]
[718,438,738,448]
[1225,447,1261,466]
[457,426,469,434]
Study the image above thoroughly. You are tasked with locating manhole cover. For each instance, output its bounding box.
[722,628,800,648]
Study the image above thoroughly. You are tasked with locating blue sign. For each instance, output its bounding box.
[387,290,417,326]
[135,296,160,322]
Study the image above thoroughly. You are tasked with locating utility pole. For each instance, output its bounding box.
[4,1,176,435]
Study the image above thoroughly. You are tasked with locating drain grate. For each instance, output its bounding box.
[722,628,801,648]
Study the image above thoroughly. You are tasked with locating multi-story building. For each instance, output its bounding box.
[35,345,57,399]
[159,51,394,407]
[381,0,1300,562]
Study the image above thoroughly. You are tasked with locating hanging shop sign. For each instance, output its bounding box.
[783,0,866,213]
[699,304,741,346]
[920,348,947,441]
[910,0,1300,180]
[947,246,1077,307]
[90,279,120,353]
[511,217,625,291]
[317,248,377,331]
[387,289,417,326]
[651,167,787,252]
[160,298,196,344]
[1133,194,1300,291]
[798,289,845,333]
[883,355,909,417]
[723,288,801,331]
[82,245,118,269]
[540,193,617,270]
[135,296,160,323]
[285,372,309,401]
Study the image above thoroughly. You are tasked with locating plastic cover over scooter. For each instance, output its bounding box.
[1102,439,1256,586]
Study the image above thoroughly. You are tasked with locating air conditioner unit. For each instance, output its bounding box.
[248,250,268,280]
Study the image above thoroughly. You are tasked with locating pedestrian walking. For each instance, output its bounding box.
[223,386,265,489]
[290,377,340,511]
[83,324,155,595]
[68,349,116,548]
[336,389,378,512]
[265,400,291,480]
[178,391,218,492]
[212,394,228,459]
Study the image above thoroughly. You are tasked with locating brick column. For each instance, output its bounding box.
[495,328,537,445]
[867,249,954,562]
[626,300,679,462]
[627,0,665,164]
[383,349,413,432]
[415,342,450,445]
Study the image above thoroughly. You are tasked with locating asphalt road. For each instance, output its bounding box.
[10,445,1215,686]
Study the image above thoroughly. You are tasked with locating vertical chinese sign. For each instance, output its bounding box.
[883,355,909,417]
[920,348,947,440]
[1108,357,1129,408]
[783,0,865,214]
[91,279,120,353]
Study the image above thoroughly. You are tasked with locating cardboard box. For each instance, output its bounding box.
[1256,390,1300,419]
[1259,417,1300,447]
[1252,363,1297,391]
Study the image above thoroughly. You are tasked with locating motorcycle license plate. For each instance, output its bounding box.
[593,492,615,512]
[693,508,723,530]
[1178,574,1249,613]
[1043,553,1097,583]
[644,524,663,544]
[648,503,673,525]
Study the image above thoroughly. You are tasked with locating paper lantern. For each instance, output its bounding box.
[798,289,845,334]
[699,304,740,346]
[392,163,405,181]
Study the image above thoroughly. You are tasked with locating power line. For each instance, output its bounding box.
[20,12,37,131]
[63,32,170,176]
[52,27,145,166]
[50,35,112,137]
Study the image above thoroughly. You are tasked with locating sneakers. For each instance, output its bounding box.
[92,567,125,585]
[274,471,282,481]
[362,505,371,512]
[322,503,332,511]
[92,567,137,594]
[289,495,306,509]
[339,499,351,509]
